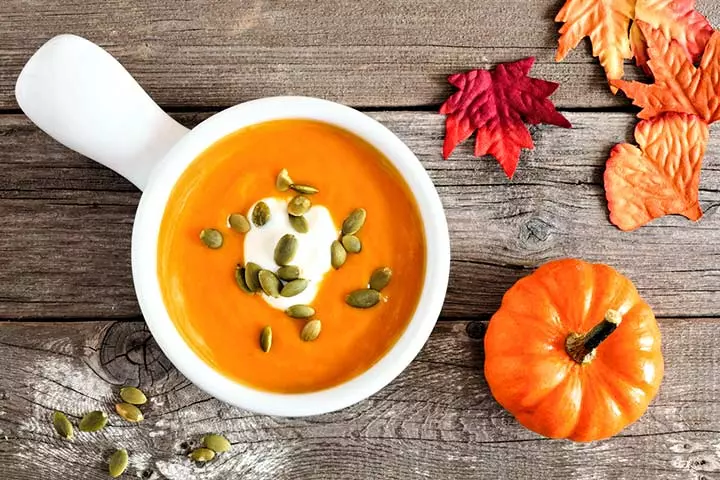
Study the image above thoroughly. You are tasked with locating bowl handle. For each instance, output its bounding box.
[15,34,189,191]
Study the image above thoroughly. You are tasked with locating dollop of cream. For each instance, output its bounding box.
[244,197,337,310]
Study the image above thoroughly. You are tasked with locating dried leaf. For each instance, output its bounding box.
[440,58,571,178]
[613,24,720,123]
[604,113,707,231]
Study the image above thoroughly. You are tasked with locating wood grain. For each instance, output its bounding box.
[1,0,718,110]
[2,111,720,319]
[0,318,718,479]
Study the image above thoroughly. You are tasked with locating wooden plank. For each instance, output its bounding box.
[2,111,720,319]
[0,318,718,479]
[1,0,718,110]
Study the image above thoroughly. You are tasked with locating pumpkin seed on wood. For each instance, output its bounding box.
[280,279,309,297]
[116,403,144,423]
[300,320,322,342]
[346,289,381,309]
[369,267,393,291]
[202,433,231,453]
[108,448,129,478]
[252,201,271,226]
[331,240,347,269]
[235,266,254,294]
[285,304,315,319]
[289,214,309,233]
[189,447,216,462]
[290,184,319,195]
[228,213,251,233]
[199,228,223,249]
[277,265,300,281]
[78,411,108,432]
[287,195,311,216]
[119,386,147,405]
[341,208,366,235]
[276,168,293,192]
[52,411,73,440]
[244,262,262,292]
[341,234,362,253]
[274,234,298,266]
[260,326,272,353]
[259,270,281,298]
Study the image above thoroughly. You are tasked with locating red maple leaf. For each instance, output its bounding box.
[440,57,572,178]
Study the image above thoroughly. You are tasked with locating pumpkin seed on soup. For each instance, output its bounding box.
[259,270,281,298]
[277,265,300,281]
[190,447,215,462]
[252,201,271,226]
[341,208,366,235]
[287,195,311,216]
[331,240,346,269]
[228,213,251,233]
[369,267,393,291]
[52,411,73,440]
[244,262,262,292]
[290,184,319,195]
[199,228,223,249]
[202,433,231,453]
[276,168,293,192]
[260,326,272,352]
[346,289,381,309]
[301,320,322,342]
[341,234,362,253]
[274,234,298,266]
[289,214,309,233]
[281,279,309,297]
[78,411,108,432]
[115,403,144,423]
[119,386,147,405]
[235,266,254,294]
[108,448,129,478]
[285,304,315,319]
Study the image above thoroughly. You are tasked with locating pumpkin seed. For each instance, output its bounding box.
[189,447,216,462]
[285,304,315,319]
[228,213,251,233]
[290,184,319,195]
[346,289,381,309]
[369,267,393,291]
[235,266,254,294]
[52,411,73,440]
[341,208,366,235]
[280,279,309,297]
[274,234,298,266]
[300,320,322,342]
[119,386,147,405]
[108,448,129,478]
[78,411,108,432]
[202,433,231,453]
[276,168,293,192]
[260,326,272,353]
[341,234,362,253]
[115,403,144,423]
[199,228,223,249]
[259,270,281,298]
[331,240,347,269]
[289,215,309,234]
[252,201,271,226]
[277,265,300,281]
[287,195,311,216]
[244,262,262,292]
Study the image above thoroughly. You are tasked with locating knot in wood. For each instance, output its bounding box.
[100,322,172,386]
[519,217,552,249]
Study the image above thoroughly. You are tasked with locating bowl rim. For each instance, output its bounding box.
[132,96,450,416]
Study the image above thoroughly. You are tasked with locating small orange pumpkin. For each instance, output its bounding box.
[484,258,664,442]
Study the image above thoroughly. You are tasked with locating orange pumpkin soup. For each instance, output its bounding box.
[157,119,426,393]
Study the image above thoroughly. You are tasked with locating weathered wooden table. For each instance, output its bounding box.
[2,1,720,478]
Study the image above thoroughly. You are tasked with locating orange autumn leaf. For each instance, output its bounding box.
[613,24,720,123]
[555,0,712,89]
[604,113,707,231]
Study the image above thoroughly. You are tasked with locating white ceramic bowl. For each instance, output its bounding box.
[16,35,451,416]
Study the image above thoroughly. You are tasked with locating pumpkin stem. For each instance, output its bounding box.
[565,310,622,364]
